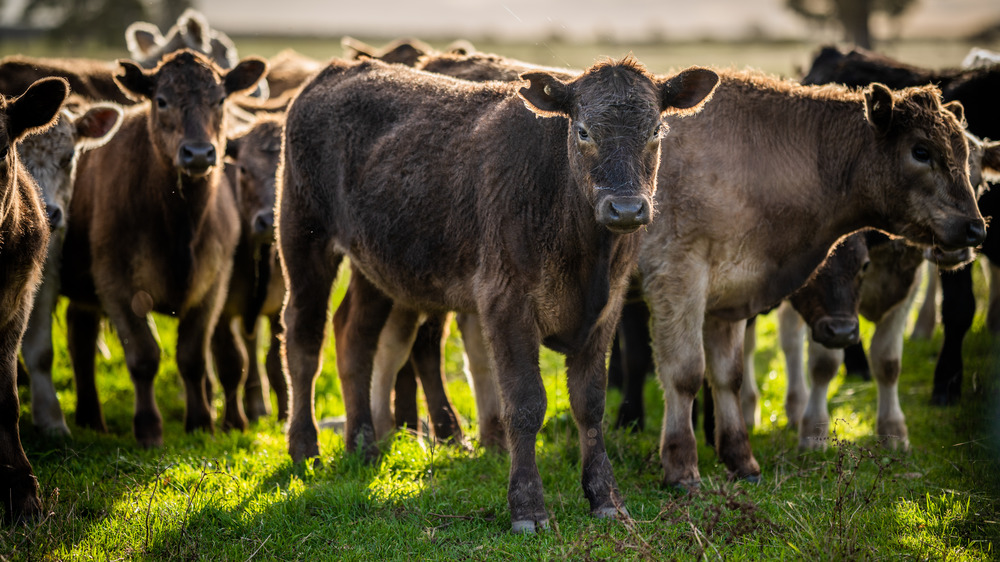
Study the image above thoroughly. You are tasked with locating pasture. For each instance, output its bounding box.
[1,37,999,560]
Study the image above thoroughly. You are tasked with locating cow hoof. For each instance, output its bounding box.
[593,504,629,519]
[134,411,163,448]
[511,518,549,534]
[930,392,959,407]
[665,478,701,493]
[39,420,72,439]
[740,473,762,484]
[288,440,320,463]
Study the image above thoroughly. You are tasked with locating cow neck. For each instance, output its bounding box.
[0,163,14,229]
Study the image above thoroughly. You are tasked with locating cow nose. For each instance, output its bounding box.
[46,203,63,231]
[598,195,650,233]
[964,220,987,247]
[253,210,274,236]
[813,316,860,349]
[178,142,216,173]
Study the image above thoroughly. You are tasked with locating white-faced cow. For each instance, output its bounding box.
[278,56,718,532]
[59,50,266,447]
[0,77,68,523]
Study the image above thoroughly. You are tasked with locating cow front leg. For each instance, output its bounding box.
[1,324,42,523]
[66,302,106,432]
[210,314,248,431]
[614,298,651,431]
[987,260,1000,333]
[457,313,505,452]
[778,301,808,430]
[566,341,626,519]
[798,337,843,449]
[21,261,70,436]
[869,277,919,450]
[333,271,393,461]
[741,316,760,430]
[265,314,288,421]
[241,316,272,422]
[370,303,421,441]
[932,265,974,406]
[703,317,760,482]
[177,284,231,434]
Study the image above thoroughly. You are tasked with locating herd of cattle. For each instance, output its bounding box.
[0,9,996,532]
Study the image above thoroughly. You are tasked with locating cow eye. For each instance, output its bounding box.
[860,259,871,275]
[218,97,225,107]
[156,96,167,109]
[577,125,590,142]
[912,145,931,164]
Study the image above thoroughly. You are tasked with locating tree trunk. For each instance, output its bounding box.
[838,0,873,49]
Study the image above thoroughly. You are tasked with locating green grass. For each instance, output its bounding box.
[1,36,998,560]
[2,261,998,560]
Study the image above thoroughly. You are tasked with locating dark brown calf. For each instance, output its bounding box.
[0,77,68,523]
[60,50,266,447]
[0,56,132,104]
[639,70,984,488]
[278,56,718,532]
[212,114,287,428]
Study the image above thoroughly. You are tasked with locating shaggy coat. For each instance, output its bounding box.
[60,50,266,446]
[0,77,68,523]
[278,56,718,532]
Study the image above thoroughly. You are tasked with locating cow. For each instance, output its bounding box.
[212,114,288,427]
[59,50,267,447]
[278,55,719,532]
[0,77,69,523]
[802,45,1000,405]
[259,49,323,99]
[17,98,123,437]
[634,70,983,489]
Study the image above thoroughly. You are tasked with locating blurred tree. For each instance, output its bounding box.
[16,0,194,46]
[787,0,917,49]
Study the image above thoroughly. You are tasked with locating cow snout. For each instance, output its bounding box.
[178,142,217,175]
[812,316,860,349]
[964,220,987,247]
[597,195,651,233]
[252,209,275,239]
[45,203,64,231]
[924,245,975,269]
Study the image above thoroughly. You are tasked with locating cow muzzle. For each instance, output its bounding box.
[811,315,860,349]
[178,141,217,176]
[596,195,651,234]
[45,203,64,232]
[933,216,987,251]
[924,245,976,270]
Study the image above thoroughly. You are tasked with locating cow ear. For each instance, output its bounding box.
[7,77,68,142]
[342,36,377,60]
[519,72,572,117]
[74,103,123,152]
[659,67,718,114]
[864,83,894,135]
[125,22,162,58]
[176,8,212,52]
[445,39,475,56]
[115,60,155,101]
[210,31,239,69]
[224,57,268,97]
[943,100,966,127]
[981,139,1000,182]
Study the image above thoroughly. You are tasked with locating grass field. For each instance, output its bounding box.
[1,37,999,560]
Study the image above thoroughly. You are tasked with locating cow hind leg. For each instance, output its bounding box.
[393,363,419,432]
[211,315,249,431]
[21,271,70,437]
[370,304,421,441]
[987,260,1000,333]
[932,265,974,406]
[778,301,808,430]
[410,314,465,445]
[265,314,288,421]
[1,327,42,523]
[66,302,106,432]
[241,317,272,423]
[614,299,651,432]
[798,338,843,450]
[741,316,760,430]
[869,278,919,449]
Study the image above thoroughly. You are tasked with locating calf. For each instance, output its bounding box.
[278,56,718,532]
[639,70,983,488]
[0,77,68,523]
[212,114,287,428]
[803,45,1000,405]
[18,99,123,437]
[60,50,266,446]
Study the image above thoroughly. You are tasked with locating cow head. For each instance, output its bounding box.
[18,99,122,232]
[789,233,868,348]
[518,58,718,234]
[226,115,282,247]
[865,83,986,251]
[115,50,267,178]
[1,78,68,190]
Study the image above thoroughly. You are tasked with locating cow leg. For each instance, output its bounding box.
[265,314,288,421]
[741,316,760,430]
[176,285,229,434]
[614,299,651,431]
[333,271,393,461]
[645,269,706,488]
[410,313,465,444]
[66,302,106,432]
[703,317,760,482]
[101,298,163,447]
[393,363,419,432]
[479,299,547,533]
[566,336,626,520]
[910,263,938,340]
[798,335,843,449]
[987,260,1000,333]
[241,316,272,422]
[932,264,975,406]
[869,289,916,450]
[370,304,421,441]
[457,313,505,452]
[21,260,70,436]
[1,319,42,523]
[778,301,808,430]
[210,314,249,431]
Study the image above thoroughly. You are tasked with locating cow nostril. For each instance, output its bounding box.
[966,221,987,246]
[46,204,63,230]
[253,211,274,233]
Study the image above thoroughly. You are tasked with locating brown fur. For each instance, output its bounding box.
[0,78,68,523]
[59,50,266,446]
[640,68,983,486]
[278,56,717,532]
[0,55,133,104]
